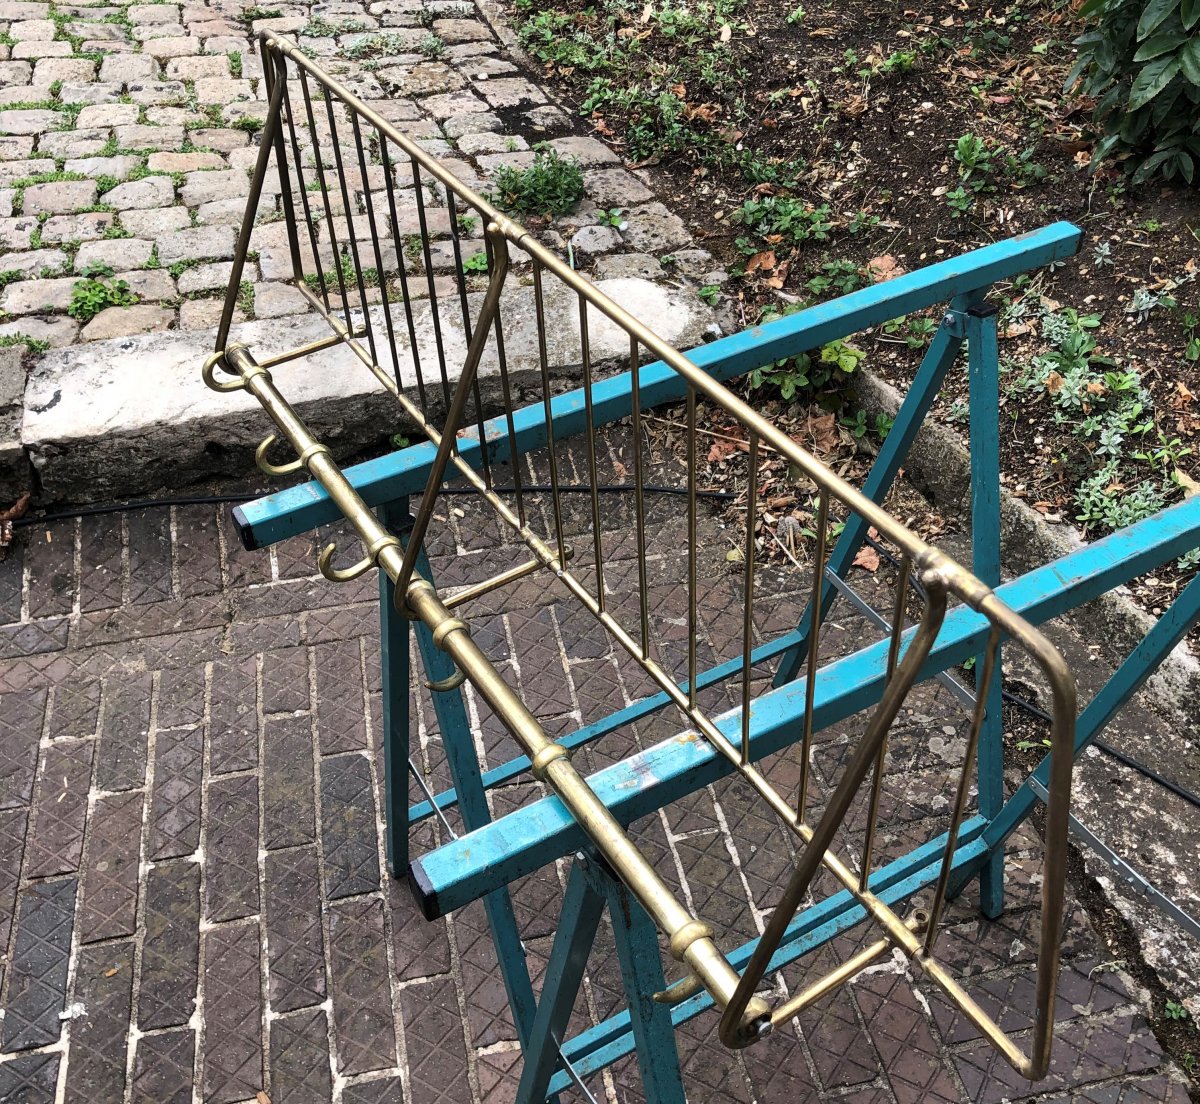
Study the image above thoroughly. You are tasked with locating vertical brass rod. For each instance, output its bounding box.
[349,109,403,397]
[491,291,526,530]
[279,75,330,315]
[859,554,912,890]
[798,489,830,821]
[217,48,289,351]
[579,296,606,613]
[296,68,352,324]
[923,626,1002,955]
[321,85,379,367]
[376,130,427,412]
[687,387,699,710]
[740,433,759,766]
[394,229,512,601]
[409,159,453,412]
[630,335,650,661]
[533,263,567,569]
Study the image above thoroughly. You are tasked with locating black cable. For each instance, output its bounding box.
[10,483,737,530]
[13,493,259,527]
[860,531,1200,813]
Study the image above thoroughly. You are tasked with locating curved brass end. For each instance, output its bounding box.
[425,668,467,693]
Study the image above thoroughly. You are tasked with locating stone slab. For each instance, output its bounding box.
[23,276,715,502]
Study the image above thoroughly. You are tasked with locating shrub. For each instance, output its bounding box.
[1068,0,1200,183]
[488,149,584,218]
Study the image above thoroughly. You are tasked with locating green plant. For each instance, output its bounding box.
[0,333,50,355]
[239,5,282,23]
[945,184,974,217]
[1067,0,1200,183]
[1016,737,1053,750]
[953,133,994,180]
[228,50,243,78]
[489,148,584,217]
[697,283,720,305]
[786,3,804,21]
[732,197,832,251]
[68,275,135,322]
[595,207,625,228]
[1166,1000,1190,1021]
[418,31,446,58]
[841,409,893,439]
[461,251,488,274]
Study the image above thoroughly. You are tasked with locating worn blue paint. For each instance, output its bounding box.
[407,541,543,1061]
[983,567,1200,852]
[236,225,1082,550]
[773,292,982,687]
[966,305,1006,918]
[378,499,411,878]
[411,495,1200,916]
[579,859,687,1104]
[547,829,991,1093]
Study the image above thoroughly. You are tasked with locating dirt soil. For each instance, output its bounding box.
[504,0,1200,640]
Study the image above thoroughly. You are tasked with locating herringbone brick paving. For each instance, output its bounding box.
[0,437,1192,1103]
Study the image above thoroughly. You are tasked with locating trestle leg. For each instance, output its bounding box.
[966,303,1005,918]
[379,498,412,878]
[382,515,543,1058]
[517,853,687,1104]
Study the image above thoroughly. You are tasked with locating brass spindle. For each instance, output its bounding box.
[630,334,650,661]
[923,626,1002,955]
[533,263,567,569]
[687,386,698,710]
[376,130,427,412]
[798,489,830,822]
[859,553,912,890]
[579,296,605,612]
[740,432,759,766]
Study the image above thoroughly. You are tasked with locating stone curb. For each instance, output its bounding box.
[852,367,1200,730]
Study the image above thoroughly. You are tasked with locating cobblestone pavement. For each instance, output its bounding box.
[0,423,1193,1103]
[0,0,717,467]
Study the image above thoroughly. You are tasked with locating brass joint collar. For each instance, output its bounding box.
[668,920,714,961]
[431,617,468,651]
[530,743,569,782]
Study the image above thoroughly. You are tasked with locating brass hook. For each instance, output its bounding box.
[316,533,401,584]
[201,349,246,393]
[425,668,467,693]
[255,433,304,476]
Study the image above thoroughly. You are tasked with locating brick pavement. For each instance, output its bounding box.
[0,426,1193,1103]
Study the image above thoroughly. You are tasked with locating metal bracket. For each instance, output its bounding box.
[941,309,968,338]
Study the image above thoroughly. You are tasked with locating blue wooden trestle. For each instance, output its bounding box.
[235,221,1200,1102]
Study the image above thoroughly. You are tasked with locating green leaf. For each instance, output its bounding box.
[1131,148,1174,181]
[1128,54,1181,108]
[1078,0,1110,16]
[1181,38,1200,84]
[1134,29,1186,59]
[1179,150,1195,182]
[1183,0,1200,28]
[1137,0,1180,40]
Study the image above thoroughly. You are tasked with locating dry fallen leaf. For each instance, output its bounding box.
[719,21,731,41]
[1044,371,1065,395]
[853,545,881,572]
[866,254,905,281]
[745,249,776,275]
